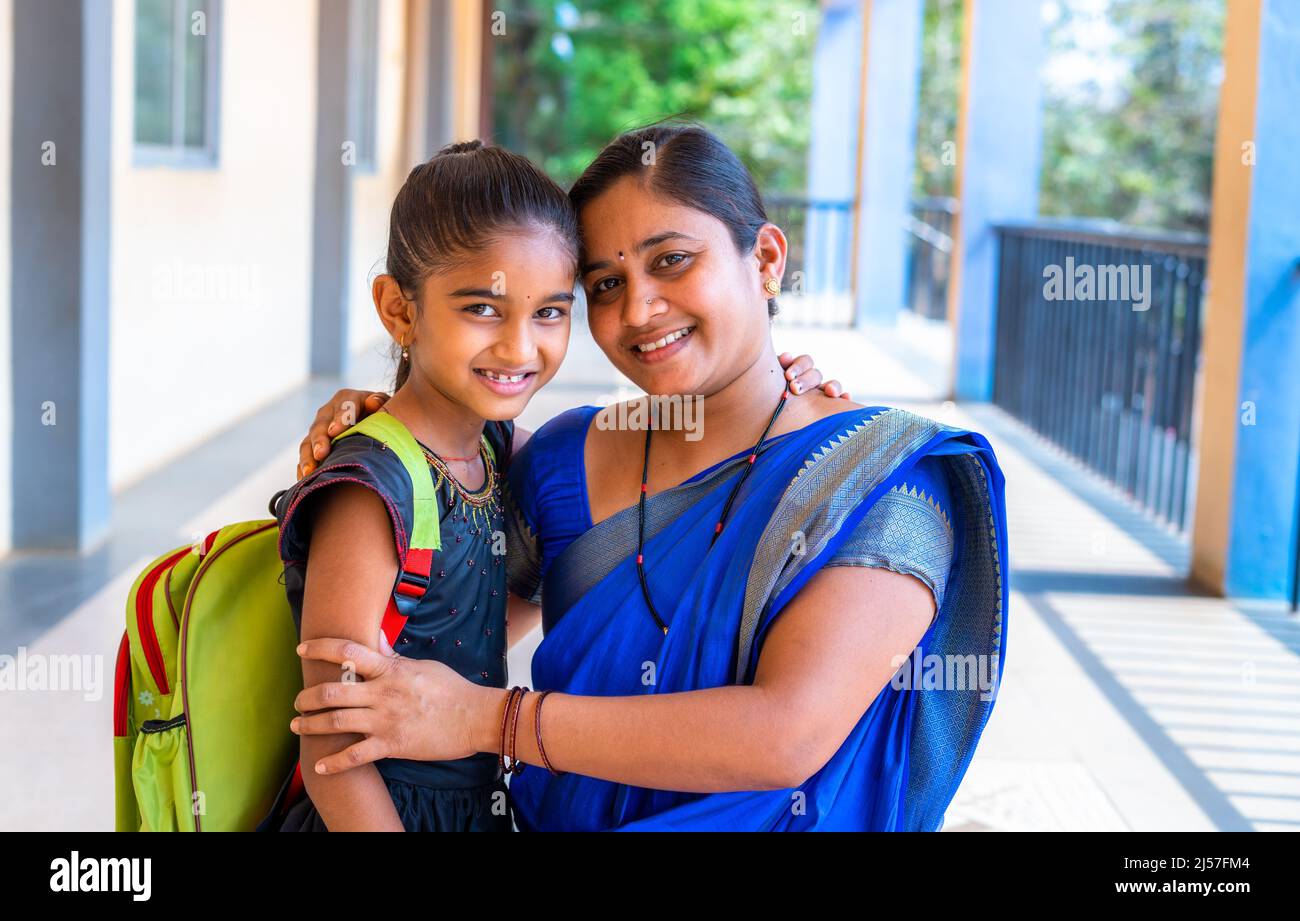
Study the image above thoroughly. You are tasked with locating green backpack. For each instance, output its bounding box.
[113,412,483,831]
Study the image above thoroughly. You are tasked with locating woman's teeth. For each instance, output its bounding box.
[477,370,528,383]
[635,327,694,353]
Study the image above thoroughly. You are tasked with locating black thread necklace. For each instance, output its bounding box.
[635,387,790,635]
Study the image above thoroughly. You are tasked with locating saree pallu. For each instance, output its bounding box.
[508,406,1008,831]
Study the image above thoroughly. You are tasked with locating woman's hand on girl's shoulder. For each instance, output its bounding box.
[298,389,391,479]
[778,352,851,401]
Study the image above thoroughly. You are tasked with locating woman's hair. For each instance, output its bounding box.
[385,139,578,389]
[568,121,780,319]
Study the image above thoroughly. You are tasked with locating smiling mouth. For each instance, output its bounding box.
[474,369,534,383]
[631,326,695,353]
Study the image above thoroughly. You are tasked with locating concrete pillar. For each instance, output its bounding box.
[9,0,112,551]
[309,0,355,377]
[1191,0,1300,603]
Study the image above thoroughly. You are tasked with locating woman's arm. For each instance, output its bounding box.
[295,354,846,477]
[293,565,935,793]
[297,483,405,831]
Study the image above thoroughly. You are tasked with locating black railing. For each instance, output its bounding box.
[905,196,958,320]
[993,220,1208,534]
[766,196,854,325]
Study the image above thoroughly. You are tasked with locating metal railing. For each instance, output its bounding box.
[905,196,958,320]
[992,220,1208,533]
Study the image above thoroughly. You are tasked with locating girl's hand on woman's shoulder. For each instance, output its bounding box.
[298,389,390,478]
[779,352,851,400]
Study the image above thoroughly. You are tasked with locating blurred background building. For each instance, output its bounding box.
[2,0,1299,830]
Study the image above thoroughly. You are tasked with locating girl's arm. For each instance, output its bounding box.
[298,483,406,830]
[294,565,935,793]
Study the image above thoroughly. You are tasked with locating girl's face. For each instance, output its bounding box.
[385,227,575,421]
[578,175,783,398]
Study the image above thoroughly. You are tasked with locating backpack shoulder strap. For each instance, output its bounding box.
[333,411,439,641]
[333,412,440,552]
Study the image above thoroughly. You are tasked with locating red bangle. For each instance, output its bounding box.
[508,687,529,774]
[498,687,522,777]
[534,689,561,776]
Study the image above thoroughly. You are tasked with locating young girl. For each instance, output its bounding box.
[270,140,578,831]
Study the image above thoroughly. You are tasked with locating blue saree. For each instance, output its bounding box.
[503,404,1008,831]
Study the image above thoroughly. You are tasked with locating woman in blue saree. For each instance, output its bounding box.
[289,123,1008,831]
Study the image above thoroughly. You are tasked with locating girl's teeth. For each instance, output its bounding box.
[482,371,526,382]
[636,327,692,352]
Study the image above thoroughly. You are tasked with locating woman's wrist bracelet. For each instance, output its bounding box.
[508,687,529,774]
[534,689,561,776]
[498,686,523,776]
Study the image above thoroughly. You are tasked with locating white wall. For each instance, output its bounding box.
[348,0,411,363]
[0,0,13,554]
[108,0,319,490]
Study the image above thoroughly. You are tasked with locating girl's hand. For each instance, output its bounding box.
[290,637,503,773]
[778,352,851,400]
[297,390,390,478]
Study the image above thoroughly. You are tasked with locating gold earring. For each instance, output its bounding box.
[764,277,781,296]
[399,331,409,362]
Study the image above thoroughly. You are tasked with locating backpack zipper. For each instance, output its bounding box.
[178,522,278,832]
[114,632,131,737]
[135,548,191,695]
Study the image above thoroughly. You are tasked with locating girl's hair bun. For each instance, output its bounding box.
[439,139,485,156]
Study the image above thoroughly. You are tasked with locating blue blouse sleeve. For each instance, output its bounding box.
[824,454,955,628]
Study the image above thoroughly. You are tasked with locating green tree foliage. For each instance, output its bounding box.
[1038,0,1223,232]
[490,0,819,192]
[913,0,963,198]
[911,0,1222,232]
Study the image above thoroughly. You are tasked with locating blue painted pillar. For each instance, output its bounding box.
[852,0,923,325]
[804,0,861,297]
[804,0,921,320]
[9,0,112,551]
[1194,0,1300,602]
[950,0,1043,400]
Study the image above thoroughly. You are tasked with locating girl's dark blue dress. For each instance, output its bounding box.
[270,417,515,832]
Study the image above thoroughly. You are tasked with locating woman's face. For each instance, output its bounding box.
[578,176,780,398]
[389,228,575,421]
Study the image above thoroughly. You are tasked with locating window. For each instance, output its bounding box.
[348,0,380,172]
[134,0,221,165]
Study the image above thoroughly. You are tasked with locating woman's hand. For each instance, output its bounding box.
[290,637,504,774]
[298,390,390,478]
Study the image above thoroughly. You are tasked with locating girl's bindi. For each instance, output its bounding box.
[618,251,624,260]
